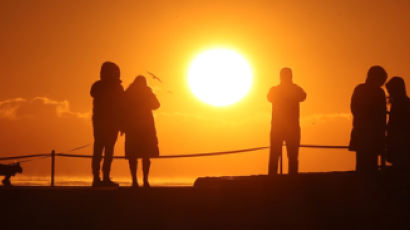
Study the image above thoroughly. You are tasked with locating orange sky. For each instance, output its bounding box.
[1,0,410,183]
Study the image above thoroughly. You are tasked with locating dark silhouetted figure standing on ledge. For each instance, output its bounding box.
[268,68,306,175]
[349,66,387,175]
[386,77,410,178]
[90,62,124,187]
[124,75,160,188]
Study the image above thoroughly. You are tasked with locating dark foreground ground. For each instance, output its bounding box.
[1,171,410,229]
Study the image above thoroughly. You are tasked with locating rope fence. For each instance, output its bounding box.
[0,153,52,161]
[0,144,349,161]
[0,144,350,186]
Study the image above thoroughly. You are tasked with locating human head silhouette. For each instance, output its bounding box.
[100,61,120,81]
[133,75,147,87]
[386,76,407,100]
[280,68,293,84]
[365,65,387,87]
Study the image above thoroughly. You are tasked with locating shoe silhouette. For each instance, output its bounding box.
[101,178,119,187]
[92,178,102,187]
[131,181,139,188]
[143,179,150,188]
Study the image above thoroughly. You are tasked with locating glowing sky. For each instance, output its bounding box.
[1,0,410,182]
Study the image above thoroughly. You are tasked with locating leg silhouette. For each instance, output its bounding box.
[356,150,378,175]
[286,128,300,175]
[102,144,118,187]
[128,158,138,187]
[269,136,283,175]
[92,140,103,186]
[143,158,151,188]
[287,147,299,175]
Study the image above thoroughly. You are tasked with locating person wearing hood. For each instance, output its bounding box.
[123,75,160,188]
[90,61,124,187]
[386,76,410,178]
[349,65,387,175]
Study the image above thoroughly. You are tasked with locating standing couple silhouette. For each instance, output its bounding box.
[350,66,410,178]
[90,62,159,188]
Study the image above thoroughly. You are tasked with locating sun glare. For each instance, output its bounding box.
[188,48,253,107]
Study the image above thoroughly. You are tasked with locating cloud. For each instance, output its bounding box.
[157,111,238,126]
[157,111,271,127]
[0,97,90,120]
[0,98,26,120]
[301,113,352,126]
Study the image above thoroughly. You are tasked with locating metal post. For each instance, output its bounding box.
[51,150,55,187]
[280,150,283,175]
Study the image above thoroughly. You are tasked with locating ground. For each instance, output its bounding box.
[1,172,409,229]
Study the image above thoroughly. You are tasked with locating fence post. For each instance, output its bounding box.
[279,152,283,175]
[51,150,55,187]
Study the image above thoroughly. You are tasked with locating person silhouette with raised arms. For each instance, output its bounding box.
[90,61,124,187]
[349,66,387,175]
[123,75,160,188]
[268,67,306,175]
[386,76,410,178]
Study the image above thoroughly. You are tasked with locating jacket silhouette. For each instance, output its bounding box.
[90,61,124,187]
[268,68,306,175]
[124,76,160,187]
[349,66,387,174]
[386,77,410,176]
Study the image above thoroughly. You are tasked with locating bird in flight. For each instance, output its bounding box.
[147,71,162,83]
[146,71,173,94]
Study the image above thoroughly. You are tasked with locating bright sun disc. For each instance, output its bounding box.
[188,48,253,107]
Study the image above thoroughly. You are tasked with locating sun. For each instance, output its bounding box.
[188,48,253,107]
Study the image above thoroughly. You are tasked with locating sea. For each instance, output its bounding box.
[11,175,195,187]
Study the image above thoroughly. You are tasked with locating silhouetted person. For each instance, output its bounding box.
[90,61,124,187]
[349,66,387,175]
[386,76,410,178]
[268,68,306,175]
[124,75,160,188]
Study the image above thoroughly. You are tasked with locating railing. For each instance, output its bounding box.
[0,144,349,186]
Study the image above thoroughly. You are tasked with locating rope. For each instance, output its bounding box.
[156,146,269,158]
[0,153,51,161]
[57,153,94,159]
[0,144,350,162]
[18,155,51,163]
[57,146,270,159]
[298,144,348,149]
[57,144,349,159]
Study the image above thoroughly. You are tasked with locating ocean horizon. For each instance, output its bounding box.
[10,175,195,187]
